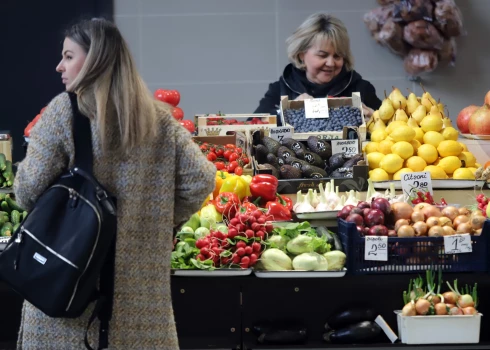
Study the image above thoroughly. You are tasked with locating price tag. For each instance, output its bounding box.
[444,234,472,254]
[331,139,359,155]
[400,171,433,202]
[269,127,293,143]
[365,236,388,261]
[304,98,329,119]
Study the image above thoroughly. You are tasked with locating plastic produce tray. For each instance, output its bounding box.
[337,219,490,275]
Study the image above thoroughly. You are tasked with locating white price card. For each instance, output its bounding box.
[400,171,433,202]
[269,127,293,143]
[365,236,388,261]
[304,98,329,119]
[444,234,472,254]
[331,139,359,155]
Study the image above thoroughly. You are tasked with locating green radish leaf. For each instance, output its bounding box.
[220,250,233,257]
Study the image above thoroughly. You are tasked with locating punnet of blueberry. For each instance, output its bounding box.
[284,106,363,133]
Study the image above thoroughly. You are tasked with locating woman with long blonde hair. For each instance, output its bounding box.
[14,18,215,349]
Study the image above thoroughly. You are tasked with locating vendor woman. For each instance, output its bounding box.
[255,13,382,119]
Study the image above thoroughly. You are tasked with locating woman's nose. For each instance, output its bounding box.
[324,56,334,66]
[56,61,64,73]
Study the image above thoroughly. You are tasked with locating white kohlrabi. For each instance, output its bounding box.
[261,248,293,271]
[292,252,329,271]
[286,235,314,255]
[267,235,290,250]
[323,251,347,271]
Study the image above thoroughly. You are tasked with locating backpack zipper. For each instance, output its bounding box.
[14,227,24,270]
[49,184,103,311]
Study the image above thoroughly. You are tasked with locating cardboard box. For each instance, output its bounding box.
[280,92,367,141]
[192,132,253,176]
[0,137,13,162]
[195,114,277,136]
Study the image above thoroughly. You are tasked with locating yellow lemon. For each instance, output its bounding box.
[369,168,390,181]
[452,168,475,180]
[413,127,424,143]
[437,140,463,157]
[410,139,421,152]
[423,131,445,148]
[371,129,388,143]
[433,157,442,166]
[405,156,427,172]
[424,165,448,179]
[379,154,404,174]
[389,125,416,142]
[367,152,385,170]
[438,156,461,175]
[364,142,379,154]
[393,168,413,180]
[420,115,443,132]
[459,142,468,152]
[378,139,395,155]
[417,144,439,164]
[391,141,414,160]
[386,121,408,134]
[458,152,476,167]
[442,127,459,141]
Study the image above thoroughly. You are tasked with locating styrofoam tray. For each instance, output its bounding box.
[172,268,252,277]
[461,133,490,140]
[294,210,339,220]
[395,310,482,344]
[254,268,346,278]
[373,179,485,190]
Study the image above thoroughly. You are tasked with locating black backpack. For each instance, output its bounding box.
[0,92,117,350]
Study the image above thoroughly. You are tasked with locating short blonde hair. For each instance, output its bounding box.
[286,13,354,71]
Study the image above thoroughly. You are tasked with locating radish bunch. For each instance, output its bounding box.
[195,209,274,269]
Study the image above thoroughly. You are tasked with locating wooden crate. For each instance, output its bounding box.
[195,114,277,136]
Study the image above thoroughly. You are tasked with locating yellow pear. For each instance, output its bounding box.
[388,86,407,110]
[393,106,409,123]
[407,116,419,128]
[437,100,448,118]
[379,93,395,122]
[412,105,427,124]
[367,116,375,132]
[386,120,408,134]
[406,90,421,115]
[428,104,443,119]
[443,117,453,128]
[373,118,386,132]
[420,84,437,112]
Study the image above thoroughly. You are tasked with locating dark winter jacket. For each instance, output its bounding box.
[254,64,382,122]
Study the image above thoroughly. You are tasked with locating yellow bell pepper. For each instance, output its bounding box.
[213,171,231,199]
[240,175,252,197]
[219,175,249,200]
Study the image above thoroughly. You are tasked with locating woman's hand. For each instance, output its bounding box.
[294,93,313,101]
[362,103,375,119]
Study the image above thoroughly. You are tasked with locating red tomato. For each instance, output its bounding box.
[179,120,195,133]
[227,161,239,172]
[216,148,224,157]
[207,153,217,161]
[229,153,239,162]
[154,89,181,106]
[234,166,243,176]
[223,150,232,160]
[215,162,225,170]
[172,106,184,120]
[235,147,242,154]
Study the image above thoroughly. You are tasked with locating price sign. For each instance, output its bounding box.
[331,139,359,155]
[400,171,433,202]
[365,236,388,261]
[444,234,472,254]
[269,127,293,143]
[304,98,329,119]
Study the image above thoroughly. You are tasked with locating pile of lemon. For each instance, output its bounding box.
[364,86,480,181]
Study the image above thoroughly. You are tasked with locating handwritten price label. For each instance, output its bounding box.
[444,234,472,254]
[401,171,433,202]
[331,139,359,155]
[365,236,388,261]
[304,98,329,119]
[269,127,293,143]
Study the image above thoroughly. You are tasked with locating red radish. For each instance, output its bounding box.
[245,246,253,255]
[232,254,241,264]
[250,253,258,265]
[196,239,206,249]
[257,217,266,224]
[265,223,273,233]
[240,256,250,269]
[236,241,246,249]
[196,254,206,261]
[245,229,255,238]
[255,231,265,240]
[252,210,263,219]
[227,228,238,238]
[230,218,239,226]
[252,242,261,252]
[236,247,245,256]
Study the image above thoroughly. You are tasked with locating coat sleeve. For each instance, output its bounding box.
[14,93,71,210]
[359,81,382,110]
[254,81,281,116]
[173,123,215,227]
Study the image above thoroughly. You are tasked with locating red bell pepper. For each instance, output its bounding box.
[214,192,240,218]
[240,201,258,215]
[249,174,278,202]
[265,201,291,221]
[275,194,293,211]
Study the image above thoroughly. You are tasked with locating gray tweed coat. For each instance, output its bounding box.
[13,92,216,349]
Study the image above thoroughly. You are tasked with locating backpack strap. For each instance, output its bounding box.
[66,92,116,350]
[67,92,93,172]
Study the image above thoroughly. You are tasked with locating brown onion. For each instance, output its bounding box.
[474,228,483,235]
[434,303,448,315]
[426,216,441,228]
[397,225,415,238]
[428,226,444,237]
[429,295,441,305]
[456,222,472,234]
[458,207,471,216]
[453,215,470,227]
[411,211,425,223]
[402,302,416,316]
[441,206,460,221]
[395,219,410,232]
[439,216,453,227]
[471,215,486,231]
[392,202,414,221]
[413,221,428,237]
[415,299,431,315]
[443,292,457,305]
[462,306,478,315]
[442,226,456,236]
